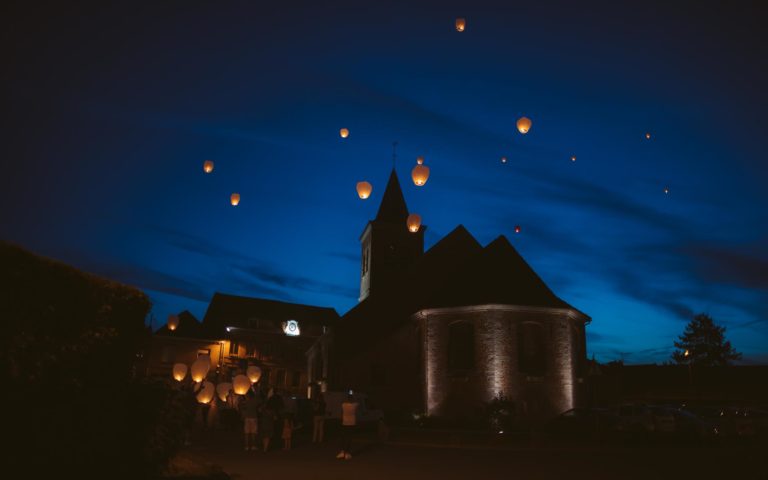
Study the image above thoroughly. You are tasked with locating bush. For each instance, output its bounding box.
[1,242,187,478]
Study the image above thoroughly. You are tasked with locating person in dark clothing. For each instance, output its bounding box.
[312,393,327,443]
[260,406,276,452]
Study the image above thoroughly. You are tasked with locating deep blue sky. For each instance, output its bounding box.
[3,1,767,364]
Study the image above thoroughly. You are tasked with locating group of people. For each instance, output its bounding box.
[238,390,360,460]
[239,388,293,452]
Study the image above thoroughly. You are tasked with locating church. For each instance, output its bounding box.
[307,168,590,422]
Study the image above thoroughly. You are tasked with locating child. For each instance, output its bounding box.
[282,413,294,451]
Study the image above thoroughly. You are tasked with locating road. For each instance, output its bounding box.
[184,431,768,480]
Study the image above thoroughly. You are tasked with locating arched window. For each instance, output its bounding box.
[518,322,546,376]
[448,321,474,371]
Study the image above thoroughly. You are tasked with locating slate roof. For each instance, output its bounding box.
[201,292,340,337]
[375,169,409,223]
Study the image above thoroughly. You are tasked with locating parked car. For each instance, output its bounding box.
[648,406,677,434]
[543,407,617,440]
[611,403,655,435]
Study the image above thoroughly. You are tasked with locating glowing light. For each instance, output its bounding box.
[514,225,521,234]
[233,374,251,395]
[570,155,576,162]
[247,366,263,383]
[663,186,670,194]
[172,363,188,382]
[196,381,215,404]
[684,349,690,357]
[216,382,232,402]
[356,181,373,199]
[167,314,179,331]
[226,326,232,332]
[203,160,214,173]
[190,356,211,383]
[339,128,349,138]
[230,193,240,206]
[516,116,532,134]
[411,157,430,186]
[501,156,507,164]
[282,320,300,336]
[407,213,422,233]
[645,132,652,140]
[455,18,466,32]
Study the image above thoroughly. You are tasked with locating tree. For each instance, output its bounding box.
[671,313,741,366]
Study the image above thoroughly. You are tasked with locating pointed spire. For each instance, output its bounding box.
[375,168,409,223]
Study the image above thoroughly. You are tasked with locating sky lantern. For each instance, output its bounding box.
[230,193,240,206]
[407,213,422,233]
[167,314,179,331]
[570,155,576,162]
[516,117,532,134]
[216,382,232,402]
[233,374,251,395]
[514,225,521,233]
[455,18,466,32]
[663,186,670,194]
[411,156,430,186]
[196,381,215,404]
[246,365,262,384]
[172,363,188,382]
[339,128,349,138]
[501,156,507,164]
[356,181,372,199]
[645,132,652,140]
[190,356,211,383]
[203,160,214,173]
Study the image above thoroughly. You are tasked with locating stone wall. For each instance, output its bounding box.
[418,305,587,421]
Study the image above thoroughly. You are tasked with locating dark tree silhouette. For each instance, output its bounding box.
[671,313,741,366]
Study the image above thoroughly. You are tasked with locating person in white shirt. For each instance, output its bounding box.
[336,393,358,460]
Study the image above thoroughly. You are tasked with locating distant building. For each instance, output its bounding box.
[148,294,339,397]
[308,169,590,421]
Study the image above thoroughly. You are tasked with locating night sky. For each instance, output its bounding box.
[3,1,767,364]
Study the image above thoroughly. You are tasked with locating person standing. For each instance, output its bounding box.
[260,406,276,453]
[240,390,260,451]
[281,413,295,451]
[336,393,358,460]
[312,393,327,443]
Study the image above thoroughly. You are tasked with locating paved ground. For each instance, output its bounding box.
[184,430,768,480]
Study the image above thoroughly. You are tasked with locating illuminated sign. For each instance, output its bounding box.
[282,320,300,336]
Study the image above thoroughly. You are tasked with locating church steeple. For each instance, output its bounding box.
[359,168,425,302]
[375,169,409,223]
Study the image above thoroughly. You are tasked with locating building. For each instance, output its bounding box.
[148,294,339,397]
[308,169,590,421]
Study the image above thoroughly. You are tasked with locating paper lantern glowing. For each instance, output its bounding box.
[340,128,349,138]
[516,117,532,134]
[203,160,214,173]
[455,18,466,32]
[514,225,521,233]
[645,132,652,140]
[501,156,507,164]
[196,381,215,404]
[663,186,670,194]
[172,363,188,382]
[407,214,422,233]
[190,356,211,383]
[411,157,430,186]
[356,181,372,199]
[230,193,240,206]
[570,155,576,162]
[233,374,251,395]
[246,366,262,383]
[167,314,179,331]
[216,382,232,402]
